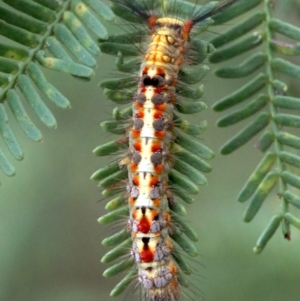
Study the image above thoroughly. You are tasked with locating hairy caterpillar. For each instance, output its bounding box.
[92,0,239,300]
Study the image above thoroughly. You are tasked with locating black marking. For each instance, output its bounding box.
[142,237,150,245]
[141,75,166,87]
[155,21,182,33]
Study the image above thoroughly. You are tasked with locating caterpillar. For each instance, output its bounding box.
[92,0,239,300]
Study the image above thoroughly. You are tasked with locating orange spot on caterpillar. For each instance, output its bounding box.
[154,103,167,111]
[149,176,159,187]
[154,164,164,174]
[155,131,165,139]
[133,102,143,109]
[156,67,165,77]
[183,20,193,36]
[135,110,144,118]
[130,162,138,172]
[129,197,135,207]
[151,141,162,153]
[133,175,140,186]
[134,141,142,152]
[153,111,163,119]
[131,129,140,139]
[152,198,160,207]
[148,16,157,29]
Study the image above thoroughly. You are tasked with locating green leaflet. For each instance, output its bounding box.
[99,169,128,189]
[171,143,212,173]
[172,251,193,275]
[0,148,15,176]
[217,94,268,127]
[171,186,194,204]
[173,113,207,135]
[109,269,136,296]
[27,62,71,109]
[168,200,187,216]
[272,58,300,80]
[177,84,204,99]
[253,215,281,254]
[210,31,264,63]
[175,99,207,114]
[172,214,199,242]
[238,152,277,202]
[18,75,57,128]
[169,169,200,195]
[277,132,300,150]
[179,66,209,84]
[102,229,130,247]
[54,23,97,67]
[269,18,300,42]
[3,0,56,22]
[220,112,270,154]
[0,104,23,160]
[284,191,300,210]
[175,130,215,160]
[6,90,43,142]
[0,0,111,178]
[284,213,300,230]
[271,40,300,56]
[171,230,198,257]
[243,172,279,222]
[104,88,135,104]
[212,0,264,25]
[173,158,207,186]
[275,114,300,128]
[257,131,274,152]
[282,171,300,190]
[211,12,265,48]
[101,238,132,263]
[63,11,101,56]
[213,73,267,111]
[103,258,134,277]
[71,0,108,39]
[91,162,120,181]
[215,53,266,78]
[211,0,300,251]
[0,20,39,47]
[273,96,300,111]
[98,206,129,224]
[93,139,128,156]
[105,195,126,211]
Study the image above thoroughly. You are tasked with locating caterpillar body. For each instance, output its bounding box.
[93,0,239,300]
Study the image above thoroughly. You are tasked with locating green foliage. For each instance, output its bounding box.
[210,0,300,252]
[0,0,113,177]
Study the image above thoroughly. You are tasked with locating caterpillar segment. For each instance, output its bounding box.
[93,0,240,300]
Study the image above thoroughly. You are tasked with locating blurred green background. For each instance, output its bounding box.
[1,1,300,301]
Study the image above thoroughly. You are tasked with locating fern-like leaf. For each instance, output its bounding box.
[0,0,114,178]
[210,0,300,252]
